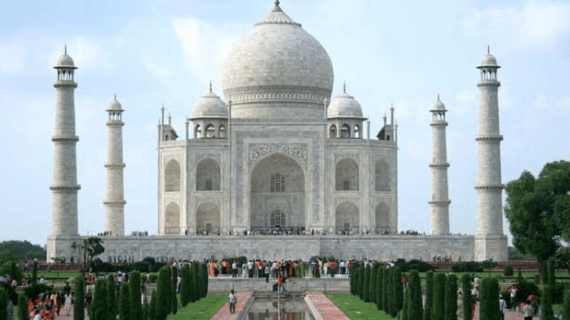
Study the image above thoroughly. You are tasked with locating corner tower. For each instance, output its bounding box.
[47,47,80,261]
[104,95,126,236]
[475,47,508,261]
[429,96,450,235]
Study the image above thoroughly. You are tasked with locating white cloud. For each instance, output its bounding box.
[533,93,570,111]
[142,59,173,84]
[464,0,570,51]
[0,40,25,74]
[172,17,241,89]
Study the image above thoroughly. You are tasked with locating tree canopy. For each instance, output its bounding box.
[505,160,570,262]
[0,241,46,264]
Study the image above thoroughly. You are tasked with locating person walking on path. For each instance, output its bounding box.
[265,264,270,283]
[523,300,534,320]
[499,296,507,320]
[228,290,237,314]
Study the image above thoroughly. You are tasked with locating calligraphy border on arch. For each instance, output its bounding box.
[248,143,308,167]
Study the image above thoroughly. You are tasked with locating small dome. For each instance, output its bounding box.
[107,95,123,111]
[54,46,76,69]
[327,92,363,118]
[432,97,446,111]
[480,53,497,67]
[191,90,228,119]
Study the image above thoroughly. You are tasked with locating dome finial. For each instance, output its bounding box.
[487,45,490,54]
[64,45,67,55]
[275,0,280,6]
[114,93,117,101]
[343,81,346,94]
[209,80,212,93]
[437,94,440,101]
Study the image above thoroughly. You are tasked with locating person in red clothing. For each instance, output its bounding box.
[277,276,284,293]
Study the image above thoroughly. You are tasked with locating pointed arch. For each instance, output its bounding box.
[196,202,221,235]
[335,202,359,233]
[164,159,180,192]
[196,158,220,191]
[205,124,216,138]
[164,202,180,235]
[335,158,359,191]
[329,124,337,138]
[375,202,390,231]
[340,124,351,138]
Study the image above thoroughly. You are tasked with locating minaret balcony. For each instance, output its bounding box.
[477,80,501,87]
[475,135,503,142]
[53,81,78,88]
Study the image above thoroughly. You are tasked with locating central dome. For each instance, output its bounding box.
[221,2,334,119]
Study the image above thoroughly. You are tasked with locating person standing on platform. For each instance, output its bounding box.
[228,290,237,314]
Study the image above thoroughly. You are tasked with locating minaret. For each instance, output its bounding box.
[50,46,80,238]
[475,47,508,261]
[429,95,450,235]
[104,94,126,236]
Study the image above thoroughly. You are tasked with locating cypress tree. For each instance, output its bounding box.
[31,261,37,286]
[107,274,118,320]
[201,263,208,297]
[360,265,366,300]
[129,271,143,320]
[432,273,446,320]
[142,292,149,320]
[18,292,27,320]
[149,290,157,320]
[118,282,131,320]
[156,267,170,320]
[353,267,360,297]
[386,268,394,316]
[187,264,195,303]
[192,263,202,301]
[563,288,570,320]
[74,275,85,320]
[363,265,371,302]
[376,266,383,310]
[407,271,423,320]
[444,274,457,320]
[349,265,355,295]
[89,279,108,320]
[461,273,472,320]
[369,265,377,303]
[541,260,548,285]
[180,265,190,307]
[542,285,554,320]
[479,277,499,320]
[548,258,556,291]
[0,287,7,320]
[424,271,434,320]
[171,266,178,314]
[392,268,403,317]
[382,268,389,312]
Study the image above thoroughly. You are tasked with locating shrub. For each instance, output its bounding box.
[515,280,539,306]
[445,274,457,320]
[382,268,389,312]
[503,264,514,276]
[106,274,118,320]
[479,277,499,320]
[149,274,158,283]
[171,266,177,314]
[155,267,170,320]
[407,271,422,320]
[394,259,433,272]
[363,265,371,302]
[376,267,383,310]
[386,269,395,317]
[451,261,483,273]
[88,279,107,320]
[359,265,365,300]
[0,287,7,320]
[563,288,570,320]
[369,265,377,303]
[392,267,403,316]
[461,273,472,320]
[191,263,202,301]
[17,293,27,320]
[424,271,434,320]
[130,271,143,320]
[0,262,23,286]
[73,276,85,320]
[542,285,553,320]
[432,273,445,320]
[180,265,190,307]
[149,290,156,320]
[201,263,208,297]
[118,282,130,320]
[553,282,565,304]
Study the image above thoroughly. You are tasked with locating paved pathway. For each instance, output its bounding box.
[306,291,350,320]
[210,291,252,320]
[468,305,540,320]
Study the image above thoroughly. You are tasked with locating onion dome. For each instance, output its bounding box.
[191,86,228,119]
[431,95,446,111]
[327,86,363,118]
[478,46,500,68]
[54,46,77,69]
[107,94,123,112]
[221,1,334,119]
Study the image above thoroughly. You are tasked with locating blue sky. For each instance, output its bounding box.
[1,0,570,247]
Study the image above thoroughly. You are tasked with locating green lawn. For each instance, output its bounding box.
[24,271,81,279]
[328,294,393,320]
[166,294,227,320]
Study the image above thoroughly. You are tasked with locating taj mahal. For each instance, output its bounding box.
[47,1,508,263]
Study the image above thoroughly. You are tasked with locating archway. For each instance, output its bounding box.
[196,202,221,235]
[329,124,337,138]
[250,153,305,228]
[375,202,390,233]
[164,202,180,235]
[335,158,359,191]
[335,202,359,234]
[196,158,220,191]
